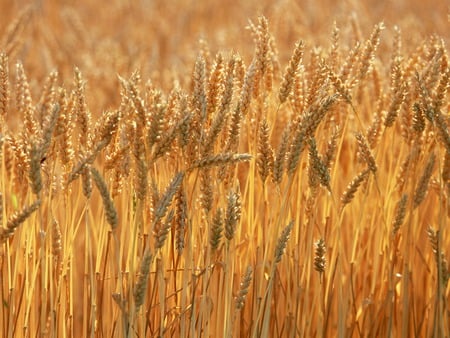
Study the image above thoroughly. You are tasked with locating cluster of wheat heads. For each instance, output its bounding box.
[0,4,449,338]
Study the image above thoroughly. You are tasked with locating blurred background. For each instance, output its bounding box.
[0,0,448,111]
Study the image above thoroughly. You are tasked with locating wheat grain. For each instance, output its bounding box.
[0,53,9,120]
[235,266,253,310]
[175,185,187,253]
[38,71,58,127]
[272,124,290,184]
[385,59,406,128]
[392,194,408,235]
[1,199,41,243]
[358,22,385,81]
[274,220,294,264]
[155,209,174,250]
[55,89,74,166]
[355,132,377,174]
[91,167,118,230]
[16,63,37,141]
[200,169,213,214]
[308,137,331,192]
[133,250,153,309]
[279,40,304,103]
[74,67,92,150]
[28,141,42,195]
[427,226,450,286]
[206,53,224,118]
[210,208,223,251]
[192,54,207,119]
[147,99,166,151]
[154,172,184,224]
[413,152,436,208]
[190,153,251,171]
[224,188,241,241]
[257,119,274,183]
[328,22,340,71]
[314,238,326,275]
[323,126,341,169]
[341,169,370,206]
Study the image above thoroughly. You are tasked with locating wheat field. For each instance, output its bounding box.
[0,0,449,337]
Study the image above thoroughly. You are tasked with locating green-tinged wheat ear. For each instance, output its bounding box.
[200,169,213,214]
[272,125,290,184]
[154,172,184,224]
[177,99,191,149]
[0,200,41,244]
[203,57,234,154]
[134,156,147,201]
[236,60,257,117]
[67,135,113,184]
[175,186,187,254]
[153,112,191,161]
[433,108,450,155]
[40,103,60,156]
[314,238,326,277]
[133,250,153,310]
[235,266,253,310]
[192,54,207,120]
[287,95,338,176]
[90,167,118,230]
[286,128,306,176]
[305,95,338,138]
[81,165,92,199]
[308,137,331,192]
[224,189,241,241]
[155,210,174,250]
[413,152,435,208]
[274,220,294,264]
[341,169,370,206]
[426,226,450,286]
[210,208,223,251]
[392,194,408,236]
[28,141,42,195]
[189,153,252,171]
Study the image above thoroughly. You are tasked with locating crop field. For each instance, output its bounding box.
[0,0,449,337]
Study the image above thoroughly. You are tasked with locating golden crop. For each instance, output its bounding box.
[0,1,449,337]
